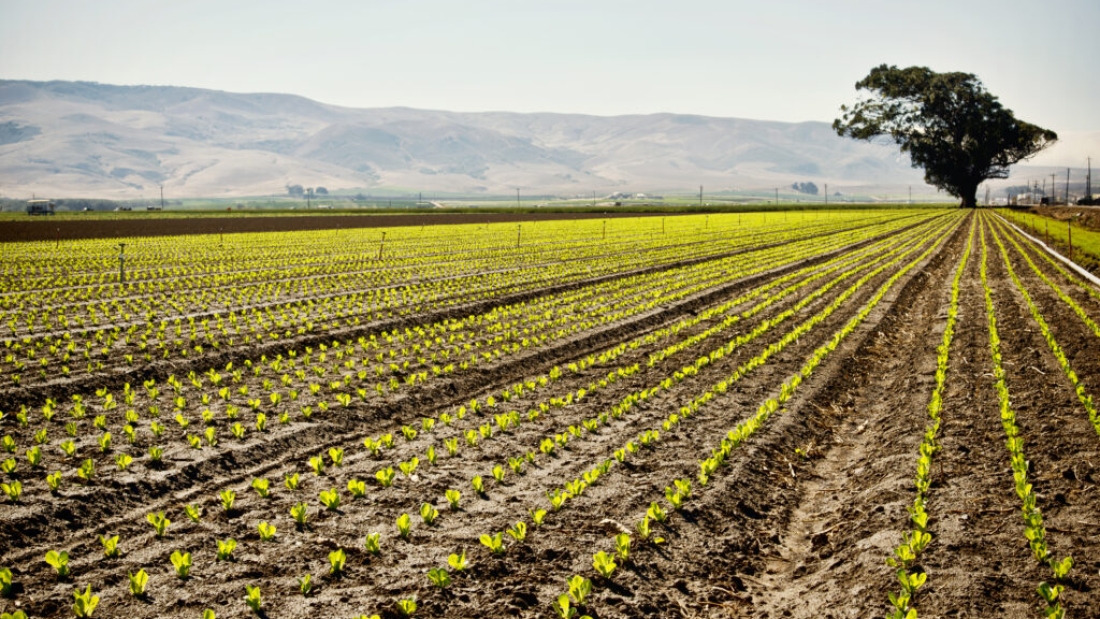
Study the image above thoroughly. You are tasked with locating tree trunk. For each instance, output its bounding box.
[959,182,979,208]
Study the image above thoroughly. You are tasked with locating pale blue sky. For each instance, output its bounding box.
[1,0,1097,131]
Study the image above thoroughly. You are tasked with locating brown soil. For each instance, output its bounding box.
[2,212,1099,619]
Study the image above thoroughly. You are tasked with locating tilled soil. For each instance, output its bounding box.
[2,211,1099,619]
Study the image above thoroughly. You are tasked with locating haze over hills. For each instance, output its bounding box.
[0,80,1092,201]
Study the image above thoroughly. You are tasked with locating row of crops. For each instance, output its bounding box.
[2,208,1097,618]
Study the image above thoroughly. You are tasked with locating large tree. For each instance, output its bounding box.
[833,65,1057,207]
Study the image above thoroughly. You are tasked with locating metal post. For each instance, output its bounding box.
[117,243,126,285]
[1068,222,1073,262]
[377,232,386,261]
[1066,168,1071,205]
[602,220,606,240]
[824,183,828,206]
[517,225,521,248]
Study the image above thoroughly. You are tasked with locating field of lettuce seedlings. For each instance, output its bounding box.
[1,210,1099,619]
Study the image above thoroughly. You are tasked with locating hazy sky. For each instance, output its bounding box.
[1,0,1097,132]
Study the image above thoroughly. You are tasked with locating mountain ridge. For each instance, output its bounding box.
[2,79,1083,200]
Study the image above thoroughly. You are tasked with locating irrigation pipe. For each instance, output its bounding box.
[994,212,1100,292]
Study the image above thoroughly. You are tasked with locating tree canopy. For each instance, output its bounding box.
[833,65,1057,207]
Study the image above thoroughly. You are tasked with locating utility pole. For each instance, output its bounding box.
[516,188,521,209]
[592,191,596,207]
[117,243,126,285]
[1066,168,1071,205]
[1087,157,1093,201]
[909,186,912,204]
[516,225,521,247]
[824,183,828,207]
[699,185,703,207]
[160,184,165,210]
[1051,173,1057,203]
[377,232,386,261]
[775,188,778,204]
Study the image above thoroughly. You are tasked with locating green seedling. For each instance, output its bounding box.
[395,598,417,617]
[552,593,577,619]
[258,521,276,541]
[46,470,62,494]
[170,550,191,579]
[251,478,270,498]
[614,532,631,562]
[220,489,236,512]
[445,489,461,510]
[447,550,467,572]
[115,453,133,471]
[347,478,366,498]
[128,569,148,597]
[646,502,668,523]
[471,475,485,494]
[492,465,506,484]
[396,513,412,539]
[45,550,70,578]
[568,574,592,606]
[593,551,617,579]
[375,467,396,488]
[1,566,14,597]
[328,447,344,466]
[76,459,95,484]
[1,481,20,503]
[285,472,300,490]
[364,532,381,555]
[184,504,202,523]
[530,508,548,526]
[244,584,262,613]
[444,437,459,456]
[216,538,237,561]
[99,534,120,558]
[319,488,341,511]
[479,532,505,555]
[329,548,346,575]
[72,584,99,618]
[420,503,439,525]
[399,457,419,478]
[309,455,325,476]
[427,567,451,588]
[298,573,312,596]
[291,502,309,529]
[507,521,527,542]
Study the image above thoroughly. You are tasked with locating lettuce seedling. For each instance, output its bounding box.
[319,488,341,511]
[464,430,479,447]
[202,610,215,619]
[309,455,326,476]
[364,532,381,555]
[447,550,467,572]
[592,551,617,579]
[45,550,70,578]
[507,521,527,543]
[285,472,300,490]
[75,459,95,484]
[396,513,412,539]
[492,465,506,484]
[72,584,98,618]
[148,446,164,463]
[257,521,276,541]
[347,479,366,498]
[46,470,62,494]
[251,478,270,498]
[552,593,577,619]
[479,532,505,555]
[419,503,439,525]
[328,447,344,467]
[184,504,202,523]
[216,539,237,561]
[170,550,191,579]
[1,566,13,597]
[298,573,312,596]
[426,446,437,465]
[614,533,631,562]
[375,467,396,488]
[128,569,148,597]
[243,584,262,613]
[26,446,42,467]
[471,476,485,495]
[399,457,419,478]
[395,598,417,617]
[445,489,461,510]
[1051,556,1073,581]
[115,453,133,471]
[1,481,20,503]
[291,502,309,529]
[401,425,417,441]
[99,535,120,558]
[329,548,346,575]
[567,574,591,606]
[427,567,451,588]
[443,438,459,456]
[220,489,236,512]
[530,508,548,526]
[230,423,245,440]
[646,502,668,523]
